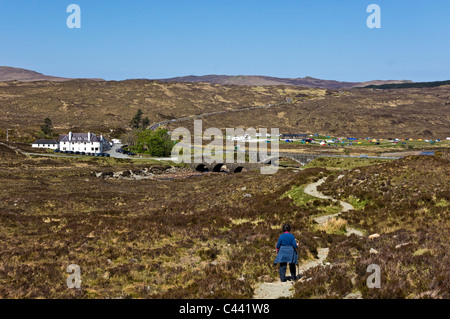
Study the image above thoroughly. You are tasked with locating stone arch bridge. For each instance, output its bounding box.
[187,153,322,173]
[187,158,263,173]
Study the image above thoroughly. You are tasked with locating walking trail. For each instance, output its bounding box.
[253,177,363,299]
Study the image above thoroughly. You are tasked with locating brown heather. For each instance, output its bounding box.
[1,142,447,298]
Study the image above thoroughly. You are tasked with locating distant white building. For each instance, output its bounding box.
[59,132,110,154]
[32,139,59,150]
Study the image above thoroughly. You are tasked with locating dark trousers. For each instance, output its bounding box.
[279,263,296,282]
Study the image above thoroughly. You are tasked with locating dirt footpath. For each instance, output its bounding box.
[253,177,364,299]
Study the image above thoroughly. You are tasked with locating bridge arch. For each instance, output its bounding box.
[233,166,247,173]
[212,163,229,172]
[187,161,263,174]
[195,164,210,172]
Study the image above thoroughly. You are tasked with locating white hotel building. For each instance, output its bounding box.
[32,139,59,150]
[59,132,110,154]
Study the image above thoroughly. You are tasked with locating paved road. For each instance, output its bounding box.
[0,142,79,158]
[105,143,132,159]
[106,143,182,161]
[148,101,292,130]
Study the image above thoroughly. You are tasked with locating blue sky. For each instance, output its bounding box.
[0,0,449,81]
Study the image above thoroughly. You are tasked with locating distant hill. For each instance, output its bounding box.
[158,75,413,89]
[1,66,412,89]
[0,66,103,82]
[362,80,450,89]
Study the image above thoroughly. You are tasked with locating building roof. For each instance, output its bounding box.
[59,132,102,143]
[33,139,58,145]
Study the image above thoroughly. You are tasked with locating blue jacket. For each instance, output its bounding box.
[274,232,298,265]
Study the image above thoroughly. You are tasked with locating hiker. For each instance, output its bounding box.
[274,224,299,282]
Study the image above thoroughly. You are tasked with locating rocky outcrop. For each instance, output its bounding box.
[94,166,186,180]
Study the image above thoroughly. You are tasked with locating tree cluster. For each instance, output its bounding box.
[130,109,150,129]
[134,128,174,157]
[40,118,53,137]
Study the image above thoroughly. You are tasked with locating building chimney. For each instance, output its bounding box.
[69,131,72,141]
[88,132,91,141]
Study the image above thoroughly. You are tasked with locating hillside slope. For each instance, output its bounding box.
[0,80,315,138]
[158,75,412,89]
[0,66,70,82]
[163,85,450,139]
[0,80,448,140]
[0,66,103,82]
